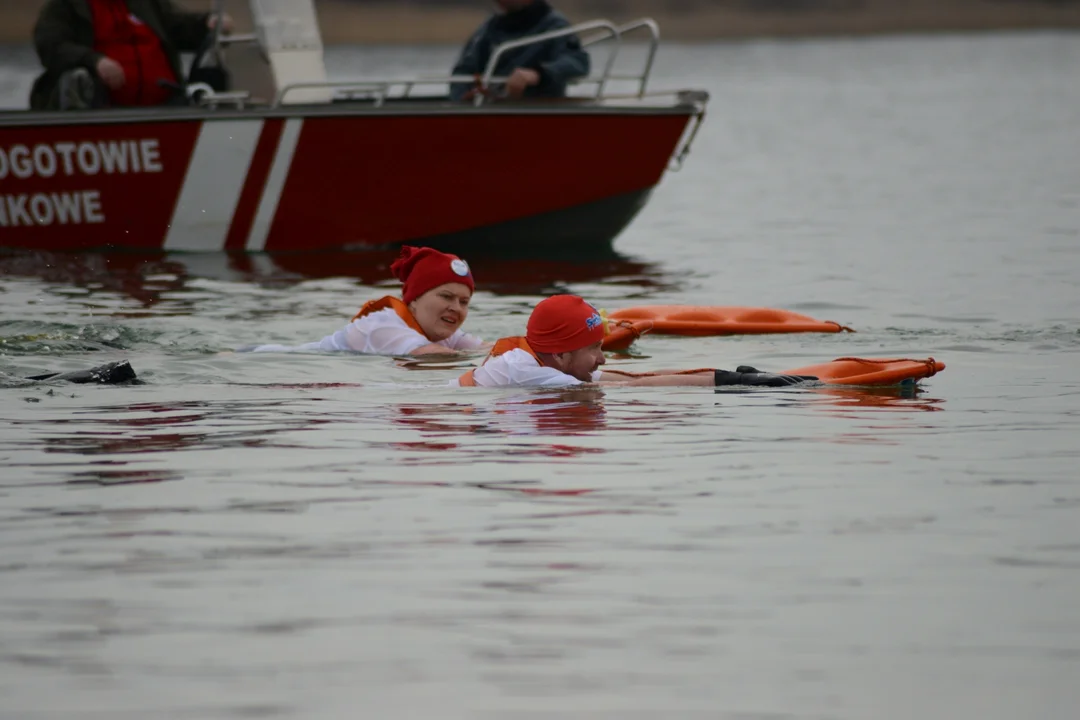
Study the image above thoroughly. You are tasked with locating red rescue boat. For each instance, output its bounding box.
[0,4,706,256]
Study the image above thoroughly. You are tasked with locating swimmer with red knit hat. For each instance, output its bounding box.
[456,294,817,388]
[243,246,489,356]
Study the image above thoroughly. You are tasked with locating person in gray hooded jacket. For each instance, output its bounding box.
[449,0,590,102]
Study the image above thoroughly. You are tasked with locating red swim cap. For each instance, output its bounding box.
[391,246,475,305]
[526,295,605,354]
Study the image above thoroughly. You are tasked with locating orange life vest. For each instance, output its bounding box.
[352,296,429,338]
[89,0,178,106]
[458,336,540,386]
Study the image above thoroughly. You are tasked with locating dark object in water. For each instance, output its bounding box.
[27,360,138,385]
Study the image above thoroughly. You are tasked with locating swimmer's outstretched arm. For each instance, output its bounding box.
[596,368,818,387]
[409,341,494,356]
[597,370,714,387]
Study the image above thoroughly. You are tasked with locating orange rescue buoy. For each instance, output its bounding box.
[780,357,945,386]
[600,305,852,351]
[607,305,853,337]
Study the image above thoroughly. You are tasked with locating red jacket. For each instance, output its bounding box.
[30,0,209,109]
[89,0,177,105]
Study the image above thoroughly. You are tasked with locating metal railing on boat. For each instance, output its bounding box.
[266,17,663,108]
[582,18,661,98]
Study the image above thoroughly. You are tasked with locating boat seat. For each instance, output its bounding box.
[249,0,332,104]
[210,0,332,105]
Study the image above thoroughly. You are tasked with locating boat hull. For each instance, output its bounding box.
[0,103,699,254]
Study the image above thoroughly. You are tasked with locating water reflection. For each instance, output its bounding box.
[66,468,183,487]
[804,385,946,414]
[784,385,947,447]
[0,250,186,308]
[0,248,672,308]
[511,389,608,436]
[24,399,332,457]
[395,388,607,440]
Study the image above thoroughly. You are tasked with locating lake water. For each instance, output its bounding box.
[2,33,1079,720]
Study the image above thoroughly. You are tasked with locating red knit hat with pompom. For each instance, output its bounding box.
[391,246,474,304]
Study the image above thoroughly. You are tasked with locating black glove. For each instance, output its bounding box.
[737,365,818,383]
[714,367,818,387]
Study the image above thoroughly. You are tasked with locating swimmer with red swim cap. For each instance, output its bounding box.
[243,246,490,356]
[456,294,817,388]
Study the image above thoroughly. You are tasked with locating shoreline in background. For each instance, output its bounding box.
[3,0,1080,45]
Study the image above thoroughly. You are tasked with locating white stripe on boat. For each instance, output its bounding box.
[164,120,263,251]
[246,118,303,252]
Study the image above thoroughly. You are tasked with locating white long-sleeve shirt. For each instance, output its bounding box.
[451,348,602,387]
[244,307,485,356]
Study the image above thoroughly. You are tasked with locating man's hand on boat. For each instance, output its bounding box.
[208,12,234,35]
[95,57,126,90]
[505,68,541,99]
[459,68,540,102]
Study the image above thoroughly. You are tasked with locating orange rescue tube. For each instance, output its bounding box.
[601,319,653,352]
[606,305,853,337]
[780,357,945,386]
